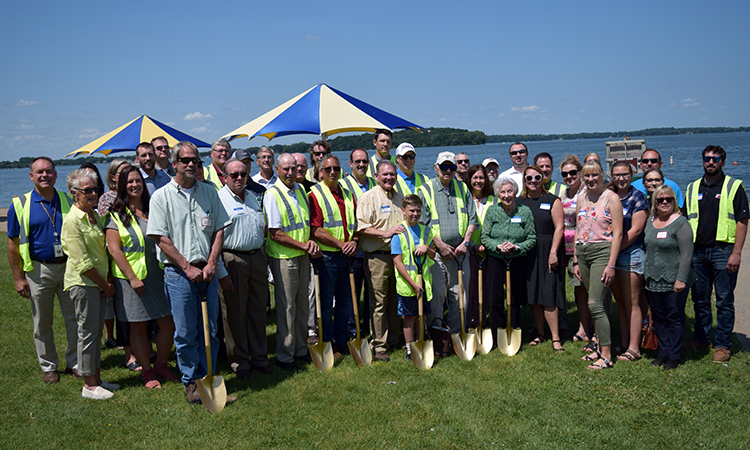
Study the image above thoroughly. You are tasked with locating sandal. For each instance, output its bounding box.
[530,335,545,346]
[587,357,614,370]
[154,361,180,383]
[617,349,642,361]
[582,350,601,361]
[572,334,587,342]
[583,340,599,353]
[141,369,161,389]
[552,340,564,352]
[126,361,142,372]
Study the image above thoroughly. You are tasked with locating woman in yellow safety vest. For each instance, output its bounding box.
[104,166,178,389]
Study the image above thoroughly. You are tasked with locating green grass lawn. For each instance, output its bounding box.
[1,233,748,449]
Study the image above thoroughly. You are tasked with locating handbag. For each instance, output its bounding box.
[641,310,658,351]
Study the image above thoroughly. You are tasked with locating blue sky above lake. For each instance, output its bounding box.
[1,0,748,159]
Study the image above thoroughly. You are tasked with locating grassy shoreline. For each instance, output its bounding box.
[1,233,748,449]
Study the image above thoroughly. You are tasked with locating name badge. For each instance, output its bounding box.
[54,243,64,258]
[698,193,704,200]
[381,205,391,214]
[540,203,551,210]
[233,206,245,215]
[623,208,629,215]
[656,231,668,239]
[578,210,587,217]
[201,217,214,227]
[511,216,522,224]
[715,194,721,199]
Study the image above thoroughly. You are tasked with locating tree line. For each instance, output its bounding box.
[485,126,750,143]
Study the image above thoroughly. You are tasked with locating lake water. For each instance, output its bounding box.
[2,132,748,206]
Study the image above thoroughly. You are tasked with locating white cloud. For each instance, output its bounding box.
[579,109,586,113]
[601,117,613,120]
[78,128,101,139]
[511,105,539,112]
[19,124,35,130]
[15,100,41,106]
[522,114,535,119]
[191,126,208,134]
[439,118,447,122]
[305,35,321,43]
[497,113,506,117]
[681,98,700,107]
[183,111,213,121]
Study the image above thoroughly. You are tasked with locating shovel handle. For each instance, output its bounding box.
[200,296,212,379]
[505,259,512,331]
[417,270,425,343]
[348,272,361,341]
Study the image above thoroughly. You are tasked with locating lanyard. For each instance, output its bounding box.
[40,199,59,241]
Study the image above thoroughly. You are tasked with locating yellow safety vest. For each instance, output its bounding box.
[470,195,499,245]
[366,154,397,178]
[394,171,428,196]
[265,180,311,259]
[12,190,73,272]
[310,183,357,252]
[686,175,743,243]
[338,175,376,202]
[203,163,223,190]
[547,181,565,198]
[395,221,435,300]
[417,179,469,241]
[108,210,148,280]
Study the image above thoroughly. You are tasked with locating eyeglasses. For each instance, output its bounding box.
[612,173,631,179]
[352,159,368,165]
[213,148,230,154]
[524,174,542,182]
[177,157,201,165]
[155,145,170,151]
[641,158,659,165]
[323,166,341,174]
[257,155,273,160]
[561,169,578,178]
[313,151,327,157]
[75,187,98,195]
[510,150,527,156]
[656,197,674,204]
[644,178,663,184]
[439,163,457,172]
[703,155,721,163]
[486,166,499,173]
[399,154,416,161]
[457,159,470,165]
[227,171,248,179]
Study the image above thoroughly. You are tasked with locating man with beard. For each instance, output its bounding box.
[135,142,170,195]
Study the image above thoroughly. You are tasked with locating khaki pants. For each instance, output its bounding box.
[220,250,271,372]
[26,260,78,372]
[269,255,310,364]
[68,285,105,377]
[365,253,400,353]
[428,253,471,333]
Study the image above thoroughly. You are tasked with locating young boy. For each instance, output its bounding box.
[391,195,436,360]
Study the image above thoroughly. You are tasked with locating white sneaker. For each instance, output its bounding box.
[82,386,113,400]
[100,380,121,391]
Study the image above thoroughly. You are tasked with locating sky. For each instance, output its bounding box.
[1,1,748,160]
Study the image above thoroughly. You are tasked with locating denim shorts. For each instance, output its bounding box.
[398,294,432,317]
[616,244,645,274]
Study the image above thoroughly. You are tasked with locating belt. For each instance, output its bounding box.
[224,248,260,255]
[164,261,208,270]
[32,257,68,264]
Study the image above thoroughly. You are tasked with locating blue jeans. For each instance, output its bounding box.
[164,266,219,385]
[692,244,737,349]
[318,252,354,348]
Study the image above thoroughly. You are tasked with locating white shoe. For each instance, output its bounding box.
[82,386,113,400]
[100,380,121,391]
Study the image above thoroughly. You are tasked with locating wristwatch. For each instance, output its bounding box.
[462,241,470,248]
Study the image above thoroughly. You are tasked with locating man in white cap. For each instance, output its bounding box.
[482,158,500,183]
[500,142,529,196]
[394,142,429,196]
[417,152,478,345]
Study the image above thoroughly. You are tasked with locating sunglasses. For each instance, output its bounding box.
[561,169,578,178]
[612,173,632,179]
[510,150,527,156]
[457,159,470,165]
[323,166,341,174]
[703,155,722,163]
[313,151,327,157]
[644,177,663,183]
[76,187,98,195]
[524,174,542,182]
[352,159,368,165]
[641,158,659,164]
[177,157,201,165]
[399,154,416,161]
[155,145,170,151]
[656,197,674,204]
[227,171,248,179]
[439,164,457,172]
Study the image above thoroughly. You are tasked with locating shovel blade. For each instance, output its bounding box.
[196,375,227,414]
[308,341,334,372]
[347,338,372,367]
[496,327,523,356]
[451,331,477,361]
[476,328,494,355]
[410,339,434,370]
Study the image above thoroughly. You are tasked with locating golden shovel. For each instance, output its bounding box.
[196,293,227,413]
[451,255,476,360]
[475,256,493,355]
[347,260,372,366]
[410,266,434,370]
[496,258,522,356]
[308,260,334,372]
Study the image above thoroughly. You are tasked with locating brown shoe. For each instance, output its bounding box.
[64,367,83,378]
[713,347,731,363]
[184,382,202,404]
[43,371,59,383]
[374,351,390,362]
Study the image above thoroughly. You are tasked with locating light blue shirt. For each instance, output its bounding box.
[632,177,684,207]
[397,168,417,195]
[218,185,265,251]
[140,167,171,196]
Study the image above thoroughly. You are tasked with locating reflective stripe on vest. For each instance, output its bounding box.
[12,190,73,272]
[367,154,397,178]
[686,176,743,243]
[310,183,357,252]
[338,175,375,202]
[417,179,468,240]
[548,181,565,198]
[396,221,434,299]
[470,195,499,244]
[265,182,311,259]
[109,210,147,279]
[203,164,223,190]
[394,172,428,196]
